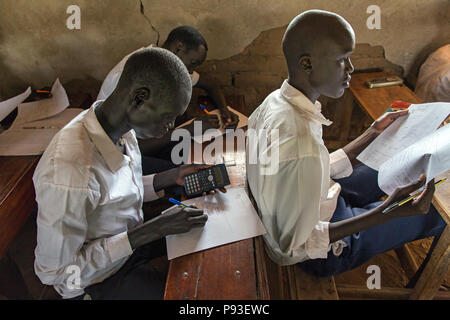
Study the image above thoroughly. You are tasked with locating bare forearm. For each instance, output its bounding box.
[342,126,378,164]
[329,206,385,242]
[127,216,165,250]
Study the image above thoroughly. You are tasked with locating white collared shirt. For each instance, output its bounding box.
[246,80,353,266]
[96,44,199,101]
[33,102,164,298]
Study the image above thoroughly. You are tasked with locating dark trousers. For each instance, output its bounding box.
[299,164,446,277]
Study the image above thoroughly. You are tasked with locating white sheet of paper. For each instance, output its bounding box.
[165,186,266,260]
[0,87,32,122]
[357,103,450,170]
[378,124,450,194]
[12,78,69,126]
[176,106,248,144]
[0,108,84,156]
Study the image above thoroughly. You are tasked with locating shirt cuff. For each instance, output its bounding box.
[329,148,353,179]
[106,231,133,263]
[305,221,330,259]
[142,174,165,202]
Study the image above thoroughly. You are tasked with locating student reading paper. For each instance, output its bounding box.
[246,10,445,276]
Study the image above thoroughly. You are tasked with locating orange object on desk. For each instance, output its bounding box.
[390,100,412,111]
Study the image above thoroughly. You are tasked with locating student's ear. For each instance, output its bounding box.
[130,87,151,111]
[174,41,186,55]
[299,55,313,74]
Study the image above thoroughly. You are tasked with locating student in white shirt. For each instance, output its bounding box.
[97,26,239,157]
[33,48,225,299]
[246,10,445,276]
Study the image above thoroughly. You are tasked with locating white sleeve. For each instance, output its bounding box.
[329,148,353,179]
[34,182,133,291]
[142,174,165,202]
[261,156,330,259]
[97,70,122,101]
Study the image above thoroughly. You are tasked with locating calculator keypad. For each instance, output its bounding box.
[185,169,217,195]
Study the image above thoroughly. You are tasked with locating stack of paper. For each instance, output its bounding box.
[357,102,450,194]
[0,79,83,156]
[165,186,266,260]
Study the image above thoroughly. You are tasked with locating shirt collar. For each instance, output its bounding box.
[83,101,133,173]
[280,80,333,126]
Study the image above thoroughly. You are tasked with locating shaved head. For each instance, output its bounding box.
[112,47,192,139]
[117,47,192,106]
[282,10,356,100]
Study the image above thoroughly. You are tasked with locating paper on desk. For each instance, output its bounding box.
[0,108,84,156]
[12,78,69,126]
[378,124,450,195]
[357,103,450,170]
[0,87,32,122]
[165,186,266,260]
[176,106,248,144]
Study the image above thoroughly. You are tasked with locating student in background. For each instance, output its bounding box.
[246,10,445,276]
[97,26,239,159]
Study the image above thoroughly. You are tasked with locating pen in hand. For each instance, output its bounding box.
[382,178,446,214]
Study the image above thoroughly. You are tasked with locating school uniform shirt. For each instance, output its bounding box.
[246,80,353,266]
[33,101,164,298]
[96,44,200,101]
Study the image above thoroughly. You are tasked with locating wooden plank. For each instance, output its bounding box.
[287,265,339,300]
[338,284,450,300]
[253,236,271,300]
[349,72,421,120]
[410,225,450,300]
[165,95,263,300]
[197,239,258,300]
[0,156,39,258]
[395,244,420,280]
[432,170,450,225]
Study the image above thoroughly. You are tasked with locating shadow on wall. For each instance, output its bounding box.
[196,25,404,115]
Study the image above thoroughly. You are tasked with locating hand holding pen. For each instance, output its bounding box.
[380,174,439,217]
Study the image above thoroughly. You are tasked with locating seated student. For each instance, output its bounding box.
[33,48,222,299]
[246,10,445,276]
[97,26,239,159]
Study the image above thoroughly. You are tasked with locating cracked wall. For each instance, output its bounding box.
[0,0,448,100]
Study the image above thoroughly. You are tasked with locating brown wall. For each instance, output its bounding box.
[0,0,449,104]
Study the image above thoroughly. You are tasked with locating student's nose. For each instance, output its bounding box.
[345,58,354,74]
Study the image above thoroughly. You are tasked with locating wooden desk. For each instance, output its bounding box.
[0,155,39,299]
[0,156,39,258]
[349,71,421,120]
[164,96,268,300]
[349,72,450,300]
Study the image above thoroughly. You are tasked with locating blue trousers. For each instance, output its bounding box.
[299,164,446,277]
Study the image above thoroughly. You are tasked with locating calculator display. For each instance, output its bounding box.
[214,167,223,185]
[184,164,231,197]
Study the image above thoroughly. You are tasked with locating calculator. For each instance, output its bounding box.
[183,164,231,196]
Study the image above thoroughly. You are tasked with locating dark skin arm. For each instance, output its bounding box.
[128,164,226,250]
[195,76,239,129]
[342,110,408,164]
[329,175,434,243]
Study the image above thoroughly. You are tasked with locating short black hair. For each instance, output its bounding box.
[163,26,208,52]
[117,47,192,105]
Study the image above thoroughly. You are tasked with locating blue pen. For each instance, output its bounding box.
[169,198,191,208]
[199,104,210,115]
